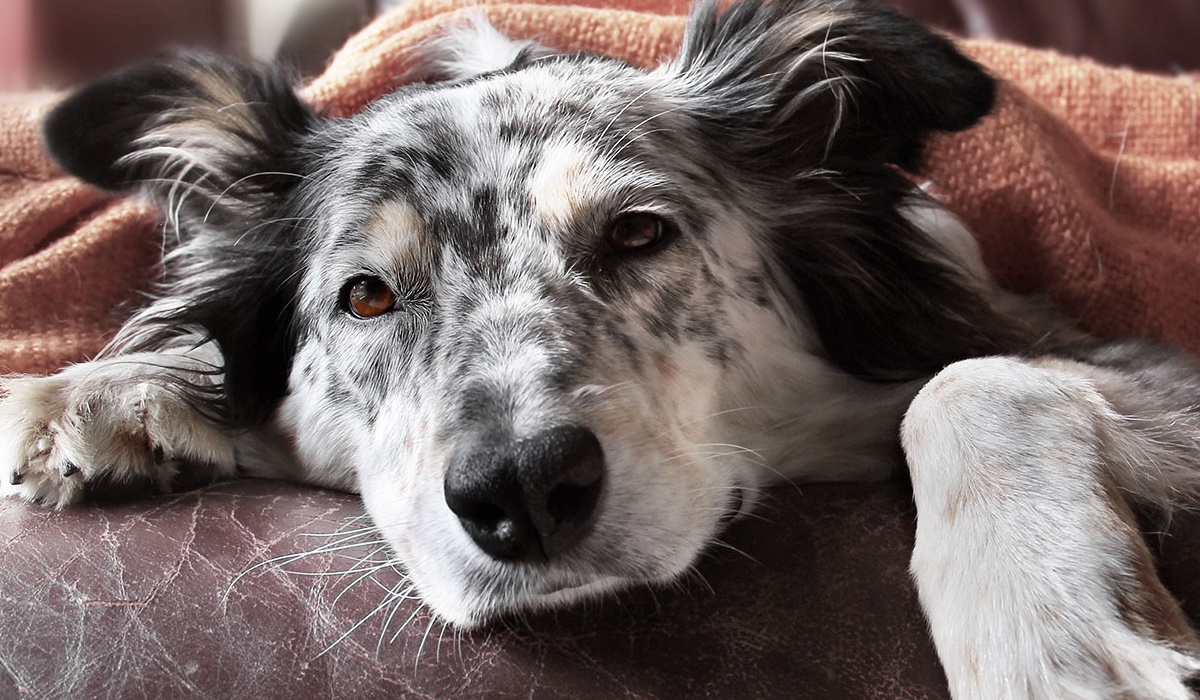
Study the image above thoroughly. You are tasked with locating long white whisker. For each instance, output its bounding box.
[413,613,439,671]
[316,591,400,658]
[203,170,311,224]
[389,604,427,644]
[597,85,659,145]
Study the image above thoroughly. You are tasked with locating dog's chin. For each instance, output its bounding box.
[408,491,752,628]
[494,574,643,622]
[425,570,667,630]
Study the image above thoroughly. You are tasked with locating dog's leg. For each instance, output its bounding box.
[903,357,1200,700]
[0,338,237,507]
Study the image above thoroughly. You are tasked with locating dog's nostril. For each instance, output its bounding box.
[457,500,505,530]
[527,426,604,559]
[717,487,745,529]
[445,487,539,561]
[546,481,601,526]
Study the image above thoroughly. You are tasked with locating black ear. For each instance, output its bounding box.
[666,0,1025,381]
[44,54,316,226]
[668,0,995,170]
[45,56,320,426]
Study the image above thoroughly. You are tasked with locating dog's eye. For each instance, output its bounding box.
[343,276,396,318]
[608,213,670,253]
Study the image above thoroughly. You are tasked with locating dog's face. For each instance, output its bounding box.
[291,52,786,623]
[45,0,1018,626]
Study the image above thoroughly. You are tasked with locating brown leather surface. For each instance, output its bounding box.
[0,481,961,699]
[5,479,1197,699]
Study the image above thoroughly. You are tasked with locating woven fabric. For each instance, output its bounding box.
[0,95,160,374]
[1,0,1197,374]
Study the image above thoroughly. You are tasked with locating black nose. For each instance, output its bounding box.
[444,425,605,562]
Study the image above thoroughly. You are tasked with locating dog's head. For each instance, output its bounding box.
[45,0,1018,625]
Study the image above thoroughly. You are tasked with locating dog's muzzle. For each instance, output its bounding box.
[443,425,605,562]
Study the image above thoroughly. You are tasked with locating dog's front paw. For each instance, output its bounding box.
[0,362,235,507]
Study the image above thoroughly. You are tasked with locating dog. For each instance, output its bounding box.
[3,0,1200,696]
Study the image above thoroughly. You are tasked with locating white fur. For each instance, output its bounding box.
[906,358,1200,699]
[0,343,235,507]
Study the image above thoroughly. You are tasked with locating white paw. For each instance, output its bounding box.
[1093,637,1200,700]
[0,358,235,508]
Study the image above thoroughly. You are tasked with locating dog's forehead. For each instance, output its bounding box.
[325,61,685,242]
[348,65,676,194]
[391,59,653,147]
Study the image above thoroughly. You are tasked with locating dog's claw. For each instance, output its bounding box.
[61,462,81,477]
[10,471,24,486]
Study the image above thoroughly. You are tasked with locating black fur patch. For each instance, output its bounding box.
[44,55,321,425]
[674,0,995,171]
[674,0,1025,380]
[771,183,1028,380]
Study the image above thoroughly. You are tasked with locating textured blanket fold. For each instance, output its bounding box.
[1,0,1198,375]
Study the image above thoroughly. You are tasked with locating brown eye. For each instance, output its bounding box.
[344,276,396,318]
[608,213,669,253]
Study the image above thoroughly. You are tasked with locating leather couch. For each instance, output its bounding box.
[4,480,1199,699]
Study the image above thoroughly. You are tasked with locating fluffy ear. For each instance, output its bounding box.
[666,0,1024,380]
[44,56,319,426]
[666,0,995,171]
[409,17,557,82]
[44,54,316,227]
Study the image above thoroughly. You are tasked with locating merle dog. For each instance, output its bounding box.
[4,1,1200,696]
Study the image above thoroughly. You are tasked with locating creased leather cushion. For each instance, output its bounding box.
[0,482,955,699]
[4,481,1198,699]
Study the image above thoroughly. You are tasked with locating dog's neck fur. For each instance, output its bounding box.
[740,200,1083,485]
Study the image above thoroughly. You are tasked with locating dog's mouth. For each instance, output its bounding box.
[361,430,757,628]
[423,560,663,629]
[522,574,636,609]
[717,486,746,529]
[408,482,754,628]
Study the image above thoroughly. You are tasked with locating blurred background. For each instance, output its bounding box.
[0,0,1198,91]
[0,0,398,89]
